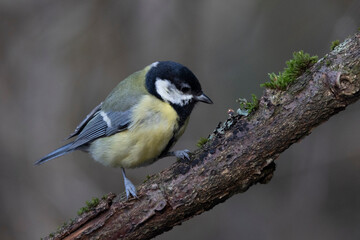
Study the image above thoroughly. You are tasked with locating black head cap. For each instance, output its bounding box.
[145,61,203,99]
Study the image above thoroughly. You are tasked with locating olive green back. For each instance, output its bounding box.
[102,67,150,112]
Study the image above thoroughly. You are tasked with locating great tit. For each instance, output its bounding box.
[36,61,213,198]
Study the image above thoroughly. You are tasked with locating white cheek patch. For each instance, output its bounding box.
[155,78,193,106]
[100,111,112,127]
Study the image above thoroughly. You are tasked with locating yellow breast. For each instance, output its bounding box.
[89,95,181,168]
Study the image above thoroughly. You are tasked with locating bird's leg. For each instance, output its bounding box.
[164,149,190,160]
[121,167,137,199]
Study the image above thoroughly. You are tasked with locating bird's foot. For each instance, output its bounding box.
[123,176,137,199]
[173,149,190,160]
[121,167,137,199]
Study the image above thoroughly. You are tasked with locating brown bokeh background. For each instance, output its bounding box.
[1,1,359,239]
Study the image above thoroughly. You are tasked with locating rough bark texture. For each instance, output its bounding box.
[47,32,360,240]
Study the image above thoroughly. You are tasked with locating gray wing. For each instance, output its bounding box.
[69,109,132,150]
[67,102,103,139]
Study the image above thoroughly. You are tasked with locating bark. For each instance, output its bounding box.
[47,32,360,240]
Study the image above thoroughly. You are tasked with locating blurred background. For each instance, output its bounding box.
[0,0,359,239]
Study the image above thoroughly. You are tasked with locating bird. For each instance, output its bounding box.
[35,61,213,199]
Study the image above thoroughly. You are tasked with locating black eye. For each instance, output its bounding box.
[180,86,191,93]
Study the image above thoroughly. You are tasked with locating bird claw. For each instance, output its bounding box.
[173,149,190,160]
[123,176,137,199]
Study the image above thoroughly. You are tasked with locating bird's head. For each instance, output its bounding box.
[145,61,213,108]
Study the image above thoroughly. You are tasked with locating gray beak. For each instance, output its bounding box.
[195,93,213,104]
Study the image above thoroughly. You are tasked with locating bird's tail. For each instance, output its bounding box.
[35,142,74,165]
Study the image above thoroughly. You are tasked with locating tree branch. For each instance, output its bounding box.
[47,32,360,240]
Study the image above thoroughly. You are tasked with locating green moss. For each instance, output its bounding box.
[326,60,331,66]
[197,137,209,148]
[143,175,151,183]
[77,207,87,216]
[49,233,55,238]
[77,197,100,215]
[87,197,100,208]
[261,50,318,90]
[330,40,340,51]
[236,94,259,114]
